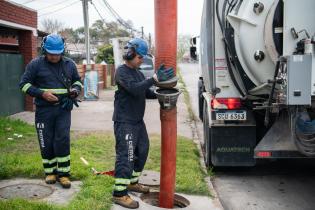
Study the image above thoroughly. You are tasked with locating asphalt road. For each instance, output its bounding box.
[179,63,315,210]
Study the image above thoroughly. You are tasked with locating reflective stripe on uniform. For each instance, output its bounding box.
[114,185,127,191]
[132,171,141,177]
[44,166,57,173]
[115,178,130,185]
[40,88,68,94]
[130,177,139,183]
[22,83,32,93]
[42,158,57,164]
[57,166,70,173]
[72,81,83,88]
[57,155,70,163]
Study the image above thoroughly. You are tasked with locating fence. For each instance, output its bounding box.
[76,64,116,90]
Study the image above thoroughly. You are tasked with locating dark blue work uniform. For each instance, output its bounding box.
[19,56,82,177]
[113,64,156,196]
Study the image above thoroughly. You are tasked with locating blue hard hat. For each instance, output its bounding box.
[127,38,148,57]
[43,34,64,54]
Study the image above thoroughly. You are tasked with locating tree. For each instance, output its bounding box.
[41,18,64,34]
[96,44,114,64]
[177,35,191,61]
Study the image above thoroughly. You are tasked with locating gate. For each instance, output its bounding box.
[0,53,24,116]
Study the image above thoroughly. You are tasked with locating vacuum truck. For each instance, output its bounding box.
[197,0,315,167]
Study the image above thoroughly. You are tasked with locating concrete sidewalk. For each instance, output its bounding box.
[10,86,222,210]
[11,88,192,138]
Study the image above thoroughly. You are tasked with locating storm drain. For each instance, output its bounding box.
[140,192,190,208]
[0,183,53,200]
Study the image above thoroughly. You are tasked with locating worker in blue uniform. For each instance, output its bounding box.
[19,34,83,189]
[112,38,174,209]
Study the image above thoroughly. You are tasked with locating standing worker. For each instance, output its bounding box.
[19,34,82,188]
[112,38,174,209]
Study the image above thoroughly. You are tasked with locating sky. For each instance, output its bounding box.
[10,0,204,37]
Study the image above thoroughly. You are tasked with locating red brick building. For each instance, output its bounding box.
[0,0,38,115]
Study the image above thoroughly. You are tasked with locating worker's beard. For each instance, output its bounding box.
[126,60,142,70]
[46,54,62,63]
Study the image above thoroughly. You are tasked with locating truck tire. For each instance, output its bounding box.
[198,79,204,121]
[203,100,213,167]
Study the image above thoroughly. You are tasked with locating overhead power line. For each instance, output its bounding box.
[90,1,106,23]
[39,0,81,17]
[100,0,140,33]
[22,0,37,4]
[37,0,73,11]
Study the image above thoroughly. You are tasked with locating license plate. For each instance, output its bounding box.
[216,111,247,121]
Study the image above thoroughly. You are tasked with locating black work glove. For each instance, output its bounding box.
[155,64,175,82]
[61,97,80,111]
[69,88,80,99]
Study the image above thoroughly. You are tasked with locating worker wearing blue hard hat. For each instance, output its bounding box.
[112,37,174,209]
[19,34,83,189]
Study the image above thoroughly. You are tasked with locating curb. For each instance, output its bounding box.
[189,119,224,210]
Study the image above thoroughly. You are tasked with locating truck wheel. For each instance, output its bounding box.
[198,79,204,121]
[203,100,213,168]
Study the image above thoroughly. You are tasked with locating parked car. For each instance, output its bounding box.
[139,55,156,91]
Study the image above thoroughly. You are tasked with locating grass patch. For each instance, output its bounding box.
[177,69,197,122]
[0,117,208,209]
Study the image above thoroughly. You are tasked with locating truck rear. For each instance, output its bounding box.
[198,0,315,167]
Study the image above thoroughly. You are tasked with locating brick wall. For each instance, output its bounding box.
[18,30,37,111]
[0,1,38,111]
[0,1,37,28]
[77,64,115,90]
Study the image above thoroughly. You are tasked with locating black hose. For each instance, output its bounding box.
[216,0,246,97]
[225,45,246,97]
[294,109,315,156]
[216,0,224,33]
[264,60,280,126]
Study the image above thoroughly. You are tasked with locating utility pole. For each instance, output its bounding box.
[82,0,90,64]
[148,33,152,52]
[141,26,144,38]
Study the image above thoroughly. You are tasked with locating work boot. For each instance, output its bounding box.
[127,183,150,194]
[113,195,139,209]
[45,175,57,184]
[58,177,71,189]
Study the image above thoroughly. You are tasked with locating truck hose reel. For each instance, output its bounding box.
[294,111,315,156]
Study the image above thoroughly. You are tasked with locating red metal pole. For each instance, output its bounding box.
[154,0,178,74]
[155,0,178,208]
[159,108,177,208]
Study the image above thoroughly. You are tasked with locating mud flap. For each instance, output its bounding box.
[210,125,256,166]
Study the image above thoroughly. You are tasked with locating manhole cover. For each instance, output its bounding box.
[0,183,53,200]
[140,192,190,208]
[139,170,160,186]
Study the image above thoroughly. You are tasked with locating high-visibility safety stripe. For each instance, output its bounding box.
[132,171,141,177]
[115,178,130,185]
[57,166,70,173]
[130,177,139,183]
[114,185,127,191]
[44,166,57,173]
[40,89,68,94]
[57,155,70,163]
[42,158,57,164]
[22,83,32,93]
[72,81,83,88]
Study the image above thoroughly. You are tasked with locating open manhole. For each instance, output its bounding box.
[0,183,53,200]
[140,192,190,208]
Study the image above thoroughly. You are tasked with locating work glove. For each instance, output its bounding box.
[69,88,80,99]
[61,97,79,111]
[154,64,175,82]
